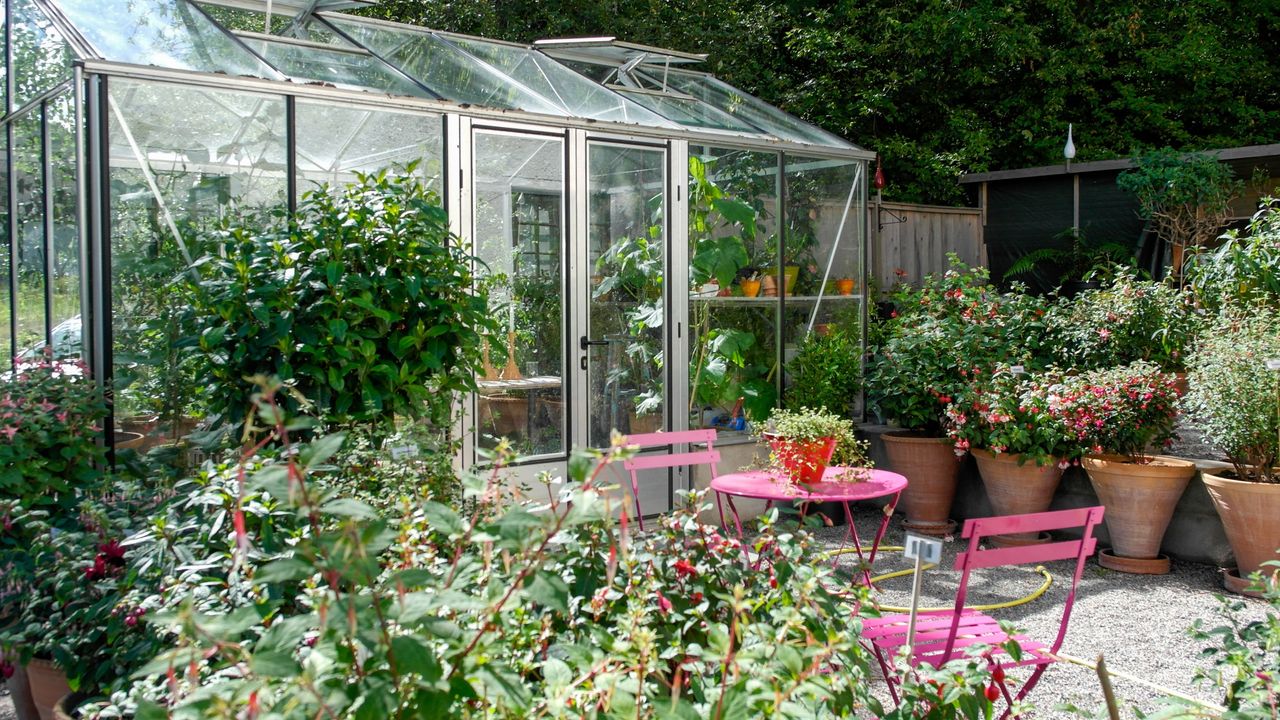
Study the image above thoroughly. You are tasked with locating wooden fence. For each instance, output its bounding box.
[869,200,985,291]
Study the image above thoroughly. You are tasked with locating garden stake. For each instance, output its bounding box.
[1096,655,1120,720]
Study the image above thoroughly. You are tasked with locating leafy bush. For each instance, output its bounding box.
[1185,197,1280,314]
[944,369,1081,467]
[1117,148,1242,261]
[1183,309,1280,482]
[1044,270,1196,372]
[868,257,1049,433]
[786,327,862,419]
[89,385,1008,720]
[0,355,107,512]
[758,405,870,470]
[1054,362,1182,462]
[187,167,499,434]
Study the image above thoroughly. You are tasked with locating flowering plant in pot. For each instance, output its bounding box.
[945,368,1080,544]
[1182,309,1280,593]
[1058,361,1190,574]
[868,257,1049,534]
[756,406,866,485]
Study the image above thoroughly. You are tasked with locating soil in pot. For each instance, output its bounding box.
[765,434,836,485]
[25,659,70,720]
[882,433,959,536]
[972,449,1064,546]
[1202,471,1280,595]
[1083,454,1196,574]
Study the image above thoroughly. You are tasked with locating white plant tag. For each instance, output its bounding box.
[1010,365,1026,375]
[1266,359,1280,371]
[390,444,420,460]
[903,533,943,564]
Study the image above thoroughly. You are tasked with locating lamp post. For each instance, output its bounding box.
[1065,124,1079,235]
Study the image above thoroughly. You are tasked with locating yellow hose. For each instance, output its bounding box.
[823,546,1055,612]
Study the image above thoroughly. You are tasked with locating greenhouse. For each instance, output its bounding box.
[0,0,871,510]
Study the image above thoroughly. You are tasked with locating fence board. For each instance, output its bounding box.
[870,201,984,292]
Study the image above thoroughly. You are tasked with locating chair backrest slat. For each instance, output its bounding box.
[955,537,1098,570]
[625,449,720,471]
[622,429,717,449]
[962,506,1100,540]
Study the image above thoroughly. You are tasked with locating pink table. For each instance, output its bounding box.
[710,466,908,585]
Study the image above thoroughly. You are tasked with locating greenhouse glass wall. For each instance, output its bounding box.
[1,0,871,511]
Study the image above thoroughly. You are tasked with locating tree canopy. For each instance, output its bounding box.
[362,0,1280,205]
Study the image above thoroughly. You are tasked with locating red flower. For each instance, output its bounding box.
[992,664,1006,683]
[655,592,672,614]
[0,661,13,680]
[985,683,1000,702]
[85,554,107,581]
[100,540,126,565]
[673,559,697,579]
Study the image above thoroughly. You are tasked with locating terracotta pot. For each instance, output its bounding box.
[739,279,761,298]
[478,395,528,438]
[765,433,836,485]
[1083,454,1195,573]
[782,265,800,295]
[761,274,778,297]
[882,432,960,535]
[6,663,40,720]
[972,449,1064,545]
[53,693,86,720]
[1202,472,1280,587]
[25,659,70,720]
[836,278,855,295]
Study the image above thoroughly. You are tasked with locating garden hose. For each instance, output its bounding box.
[823,546,1055,612]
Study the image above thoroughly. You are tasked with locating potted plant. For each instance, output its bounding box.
[757,406,863,485]
[868,258,1049,535]
[1183,309,1280,594]
[1063,362,1192,574]
[945,368,1080,545]
[835,277,855,296]
[739,272,762,298]
[1044,269,1197,378]
[786,327,861,420]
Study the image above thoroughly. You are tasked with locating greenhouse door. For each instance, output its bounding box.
[580,140,669,448]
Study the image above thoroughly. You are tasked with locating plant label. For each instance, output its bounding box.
[390,444,420,460]
[1266,359,1280,371]
[1010,365,1026,375]
[903,533,942,564]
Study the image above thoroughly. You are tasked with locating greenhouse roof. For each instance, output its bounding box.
[37,0,863,151]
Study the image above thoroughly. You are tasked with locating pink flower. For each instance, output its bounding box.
[1098,328,1111,340]
[0,426,15,440]
[673,559,698,579]
[656,592,672,614]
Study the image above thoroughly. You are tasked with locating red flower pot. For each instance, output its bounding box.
[765,434,837,485]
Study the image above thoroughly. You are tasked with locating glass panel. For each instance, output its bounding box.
[109,79,287,446]
[472,131,565,457]
[1,0,8,113]
[12,0,73,109]
[688,145,780,435]
[325,17,563,115]
[446,36,673,126]
[781,154,865,412]
[50,0,279,78]
[640,70,855,148]
[587,143,666,447]
[295,101,442,201]
[13,112,45,359]
[199,6,346,46]
[615,89,759,133]
[241,37,430,97]
[49,93,80,359]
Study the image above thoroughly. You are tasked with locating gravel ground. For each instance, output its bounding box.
[2,504,1267,720]
[809,506,1271,718]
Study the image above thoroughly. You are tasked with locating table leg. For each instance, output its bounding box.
[863,492,901,588]
[715,491,727,530]
[726,496,746,541]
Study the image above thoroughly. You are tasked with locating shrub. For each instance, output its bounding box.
[1183,309,1280,482]
[1185,196,1280,314]
[787,326,862,419]
[96,385,1006,719]
[187,166,500,434]
[758,405,871,470]
[1044,269,1196,372]
[945,369,1081,467]
[1116,148,1242,264]
[868,257,1049,433]
[0,355,107,511]
[1054,362,1182,461]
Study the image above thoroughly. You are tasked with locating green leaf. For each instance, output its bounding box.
[391,635,442,681]
[255,557,313,584]
[525,571,570,614]
[320,498,379,520]
[421,501,465,537]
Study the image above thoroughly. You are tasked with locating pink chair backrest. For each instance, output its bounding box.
[944,506,1105,661]
[618,430,719,530]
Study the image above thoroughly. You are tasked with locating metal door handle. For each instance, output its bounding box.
[580,336,609,350]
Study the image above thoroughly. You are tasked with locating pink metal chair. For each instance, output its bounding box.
[619,429,719,531]
[862,506,1105,711]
